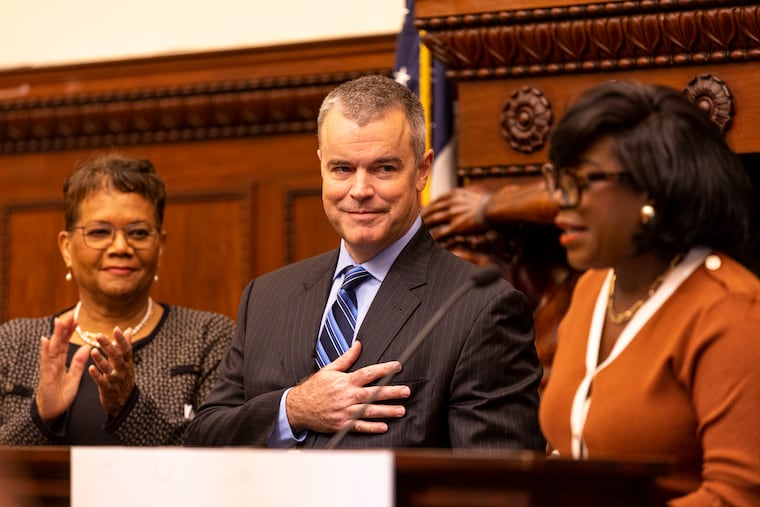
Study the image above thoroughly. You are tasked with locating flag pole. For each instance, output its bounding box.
[419,30,433,205]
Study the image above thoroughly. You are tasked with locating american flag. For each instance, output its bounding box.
[393,0,457,203]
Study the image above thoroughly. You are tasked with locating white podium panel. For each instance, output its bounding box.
[71,447,393,507]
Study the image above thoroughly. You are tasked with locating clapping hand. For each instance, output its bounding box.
[36,311,91,423]
[89,327,136,417]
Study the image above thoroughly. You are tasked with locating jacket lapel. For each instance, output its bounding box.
[284,251,338,382]
[353,228,434,367]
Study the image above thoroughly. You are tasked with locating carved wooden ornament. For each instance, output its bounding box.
[500,86,552,154]
[684,74,733,133]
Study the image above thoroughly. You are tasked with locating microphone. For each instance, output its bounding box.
[325,265,502,449]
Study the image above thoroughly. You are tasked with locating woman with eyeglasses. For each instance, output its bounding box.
[538,81,760,506]
[0,154,235,445]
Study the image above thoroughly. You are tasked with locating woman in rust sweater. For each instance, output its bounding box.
[538,81,760,506]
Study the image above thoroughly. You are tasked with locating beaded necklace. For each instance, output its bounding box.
[73,298,153,347]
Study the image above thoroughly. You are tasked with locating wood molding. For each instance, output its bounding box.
[459,163,544,180]
[0,35,396,154]
[0,75,385,154]
[417,2,760,79]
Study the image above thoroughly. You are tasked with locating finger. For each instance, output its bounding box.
[357,403,406,420]
[88,364,111,387]
[429,223,452,240]
[422,208,448,224]
[119,326,134,345]
[361,384,411,403]
[48,317,73,354]
[95,331,115,350]
[422,214,442,228]
[349,420,389,434]
[38,336,61,382]
[353,360,402,386]
[95,333,127,370]
[325,340,362,372]
[429,225,451,241]
[88,363,102,382]
[112,327,134,363]
[39,336,50,359]
[89,347,112,375]
[89,360,119,383]
[60,308,76,327]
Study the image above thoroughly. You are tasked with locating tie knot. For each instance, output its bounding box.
[342,265,371,291]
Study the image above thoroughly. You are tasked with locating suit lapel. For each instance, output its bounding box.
[354,228,434,367]
[283,251,338,382]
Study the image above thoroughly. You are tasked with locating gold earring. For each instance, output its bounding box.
[640,204,655,224]
[65,269,73,282]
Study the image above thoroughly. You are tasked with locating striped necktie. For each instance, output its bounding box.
[315,266,372,368]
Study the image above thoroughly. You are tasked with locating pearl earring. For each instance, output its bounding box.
[640,204,656,224]
[154,274,159,282]
[65,269,73,282]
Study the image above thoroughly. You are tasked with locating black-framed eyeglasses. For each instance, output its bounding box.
[73,222,159,250]
[541,162,633,208]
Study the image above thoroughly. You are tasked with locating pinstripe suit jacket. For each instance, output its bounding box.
[185,227,545,449]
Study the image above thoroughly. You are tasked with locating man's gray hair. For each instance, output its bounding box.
[317,75,427,163]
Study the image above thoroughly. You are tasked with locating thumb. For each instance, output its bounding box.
[326,340,362,372]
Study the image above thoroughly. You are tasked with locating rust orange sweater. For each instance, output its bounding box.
[540,251,760,506]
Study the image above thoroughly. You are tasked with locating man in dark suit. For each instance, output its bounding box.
[184,75,545,449]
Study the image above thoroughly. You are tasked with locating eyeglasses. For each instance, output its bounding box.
[73,222,159,250]
[541,162,633,208]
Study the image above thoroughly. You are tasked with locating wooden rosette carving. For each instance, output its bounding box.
[500,86,552,154]
[684,74,734,133]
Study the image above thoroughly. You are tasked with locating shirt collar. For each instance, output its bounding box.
[334,216,422,283]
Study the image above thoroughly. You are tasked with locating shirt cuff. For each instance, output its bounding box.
[266,388,307,448]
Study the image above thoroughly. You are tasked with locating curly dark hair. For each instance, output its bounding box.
[63,153,166,230]
[549,80,754,265]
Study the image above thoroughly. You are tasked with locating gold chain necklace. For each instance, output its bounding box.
[607,255,682,324]
[73,298,153,348]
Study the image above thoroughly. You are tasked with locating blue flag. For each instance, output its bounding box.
[393,0,420,95]
[394,0,456,201]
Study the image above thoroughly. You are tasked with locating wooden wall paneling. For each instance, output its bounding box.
[0,151,87,203]
[254,174,339,277]
[287,186,338,263]
[152,192,250,319]
[2,201,76,321]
